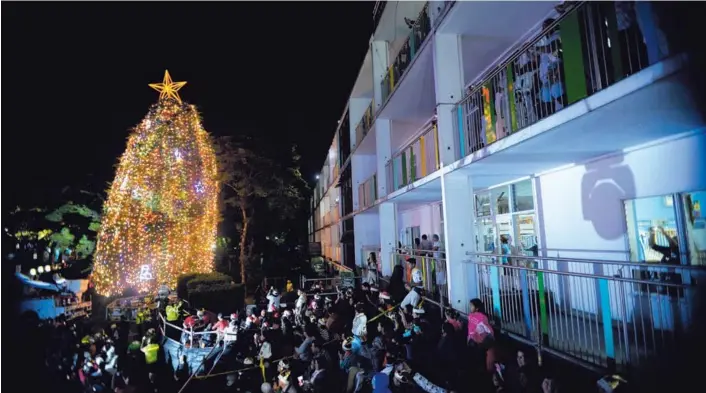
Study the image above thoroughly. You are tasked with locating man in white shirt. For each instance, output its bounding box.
[401,270,424,309]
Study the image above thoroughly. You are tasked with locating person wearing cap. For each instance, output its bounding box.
[400,269,424,309]
[198,308,218,329]
[212,313,229,342]
[181,311,202,345]
[378,291,392,312]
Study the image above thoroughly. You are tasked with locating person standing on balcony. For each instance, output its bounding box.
[420,235,433,256]
[500,235,512,265]
[536,18,565,116]
[432,234,446,293]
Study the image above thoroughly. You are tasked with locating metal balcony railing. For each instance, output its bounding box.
[385,121,440,193]
[453,1,671,159]
[357,173,378,210]
[465,251,702,369]
[392,250,448,304]
[380,3,432,105]
[372,1,388,34]
[354,99,376,147]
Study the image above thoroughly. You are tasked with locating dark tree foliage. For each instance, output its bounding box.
[215,135,309,292]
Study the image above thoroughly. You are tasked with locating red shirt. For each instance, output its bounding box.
[213,319,228,333]
[183,315,198,328]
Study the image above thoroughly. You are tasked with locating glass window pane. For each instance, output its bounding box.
[624,195,680,263]
[475,193,491,217]
[475,217,496,253]
[682,191,706,266]
[491,186,510,214]
[514,214,538,256]
[512,179,534,212]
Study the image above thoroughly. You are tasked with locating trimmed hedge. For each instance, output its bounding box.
[176,272,244,313]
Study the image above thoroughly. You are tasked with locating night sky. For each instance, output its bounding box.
[4,2,374,209]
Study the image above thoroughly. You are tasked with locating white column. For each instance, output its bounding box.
[433,33,465,166]
[375,119,392,198]
[441,170,477,311]
[371,40,390,112]
[379,202,397,277]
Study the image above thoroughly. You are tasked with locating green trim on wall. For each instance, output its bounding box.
[506,64,518,133]
[560,12,589,104]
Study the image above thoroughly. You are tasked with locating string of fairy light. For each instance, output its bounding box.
[93,71,219,297]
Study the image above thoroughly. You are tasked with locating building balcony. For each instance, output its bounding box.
[354,100,376,147]
[358,173,378,210]
[380,3,432,107]
[386,121,440,193]
[453,1,685,162]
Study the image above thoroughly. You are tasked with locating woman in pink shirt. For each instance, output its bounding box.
[467,298,497,372]
[467,298,494,346]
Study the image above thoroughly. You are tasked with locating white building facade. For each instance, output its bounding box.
[309,1,706,370]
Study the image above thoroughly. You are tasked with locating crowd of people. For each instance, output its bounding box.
[35,264,631,393]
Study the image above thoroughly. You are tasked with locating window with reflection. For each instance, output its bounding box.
[624,195,680,264]
[491,186,510,214]
[682,191,706,266]
[512,179,534,212]
[475,192,491,217]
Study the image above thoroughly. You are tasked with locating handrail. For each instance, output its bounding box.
[465,259,692,288]
[461,2,581,98]
[465,251,706,271]
[385,121,439,192]
[381,2,431,105]
[358,172,378,209]
[453,0,674,159]
[177,342,220,393]
[393,247,444,258]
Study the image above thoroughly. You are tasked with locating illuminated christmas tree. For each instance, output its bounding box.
[93,71,219,296]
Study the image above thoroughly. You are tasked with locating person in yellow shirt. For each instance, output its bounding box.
[141,336,160,367]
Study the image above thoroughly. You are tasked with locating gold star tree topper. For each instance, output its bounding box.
[148,70,187,103]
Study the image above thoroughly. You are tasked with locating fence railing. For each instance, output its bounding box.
[391,250,448,305]
[453,1,671,159]
[385,122,439,193]
[429,1,454,29]
[158,312,215,349]
[464,251,702,370]
[380,3,432,105]
[354,100,376,147]
[358,173,378,210]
